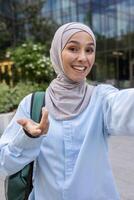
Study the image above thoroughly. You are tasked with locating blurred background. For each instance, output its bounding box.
[0,0,134,124]
[0,0,134,88]
[0,1,134,199]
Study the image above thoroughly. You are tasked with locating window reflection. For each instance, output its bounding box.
[1,0,134,87]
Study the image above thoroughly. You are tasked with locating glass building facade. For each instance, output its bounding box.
[42,0,134,87]
[0,0,134,87]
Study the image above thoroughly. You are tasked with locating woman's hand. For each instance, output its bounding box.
[17,107,49,137]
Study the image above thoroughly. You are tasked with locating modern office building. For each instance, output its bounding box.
[42,0,134,87]
[0,0,134,87]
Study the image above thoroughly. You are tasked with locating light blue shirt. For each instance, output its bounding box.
[0,84,134,200]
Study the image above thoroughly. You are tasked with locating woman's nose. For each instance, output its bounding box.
[77,51,87,62]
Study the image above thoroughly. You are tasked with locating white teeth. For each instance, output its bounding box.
[72,66,86,71]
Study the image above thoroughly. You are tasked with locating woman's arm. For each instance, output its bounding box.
[0,94,47,176]
[103,86,134,136]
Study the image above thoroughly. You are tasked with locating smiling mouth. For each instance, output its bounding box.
[72,65,87,72]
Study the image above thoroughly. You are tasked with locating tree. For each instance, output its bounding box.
[17,0,58,52]
[0,21,11,60]
[0,0,58,56]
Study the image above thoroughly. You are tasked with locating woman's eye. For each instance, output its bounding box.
[68,47,78,52]
[86,47,94,53]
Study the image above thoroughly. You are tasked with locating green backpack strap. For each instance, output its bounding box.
[31,91,45,122]
[6,91,45,200]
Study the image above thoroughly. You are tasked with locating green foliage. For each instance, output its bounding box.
[0,21,11,60]
[0,83,13,113]
[0,81,48,113]
[0,0,58,57]
[8,41,55,83]
[11,81,48,109]
[21,1,58,50]
[0,21,11,49]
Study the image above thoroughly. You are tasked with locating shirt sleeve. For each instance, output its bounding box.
[0,94,44,176]
[103,85,134,136]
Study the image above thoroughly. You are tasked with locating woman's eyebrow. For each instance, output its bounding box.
[67,40,94,46]
[67,40,79,45]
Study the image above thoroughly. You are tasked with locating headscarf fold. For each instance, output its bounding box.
[45,22,96,120]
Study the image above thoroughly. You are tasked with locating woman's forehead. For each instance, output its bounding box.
[67,31,94,44]
[61,27,96,50]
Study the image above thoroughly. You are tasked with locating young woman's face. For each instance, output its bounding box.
[61,31,95,82]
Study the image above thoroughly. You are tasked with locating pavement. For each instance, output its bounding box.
[108,136,134,200]
[0,136,134,200]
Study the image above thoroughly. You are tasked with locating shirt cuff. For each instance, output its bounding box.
[23,129,40,138]
[10,128,44,150]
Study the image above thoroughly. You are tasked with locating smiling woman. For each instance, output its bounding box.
[1,22,134,200]
[61,31,95,82]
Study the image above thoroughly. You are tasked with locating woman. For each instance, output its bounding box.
[0,22,134,200]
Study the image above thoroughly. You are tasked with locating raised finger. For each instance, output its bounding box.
[38,107,49,130]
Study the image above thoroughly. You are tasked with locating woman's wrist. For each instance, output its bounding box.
[23,129,40,138]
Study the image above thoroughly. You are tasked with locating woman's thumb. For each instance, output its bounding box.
[17,119,27,126]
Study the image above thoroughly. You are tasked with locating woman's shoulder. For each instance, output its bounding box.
[19,93,32,107]
[17,93,33,115]
[93,83,119,97]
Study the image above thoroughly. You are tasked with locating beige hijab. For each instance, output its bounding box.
[45,22,96,120]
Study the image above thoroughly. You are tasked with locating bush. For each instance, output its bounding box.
[0,81,48,113]
[11,81,48,109]
[7,41,55,83]
[0,83,13,113]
